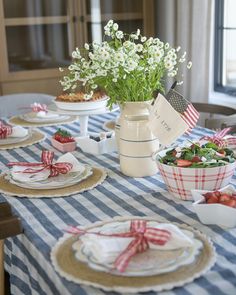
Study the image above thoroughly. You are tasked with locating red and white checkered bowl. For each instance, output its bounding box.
[156,149,236,201]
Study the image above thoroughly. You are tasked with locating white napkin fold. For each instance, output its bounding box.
[79,222,194,264]
[10,152,85,183]
[9,126,28,138]
[36,111,60,119]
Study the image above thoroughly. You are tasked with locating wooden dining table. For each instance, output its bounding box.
[0,111,235,295]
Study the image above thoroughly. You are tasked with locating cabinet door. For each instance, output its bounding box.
[0,0,75,78]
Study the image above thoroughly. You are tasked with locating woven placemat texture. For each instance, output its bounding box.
[51,217,216,293]
[0,130,45,150]
[0,167,106,198]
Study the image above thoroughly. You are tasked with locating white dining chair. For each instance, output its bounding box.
[0,93,55,117]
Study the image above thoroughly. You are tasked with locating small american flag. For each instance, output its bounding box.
[166,88,199,133]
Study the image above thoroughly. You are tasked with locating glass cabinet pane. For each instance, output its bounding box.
[86,0,143,44]
[6,24,71,71]
[86,0,142,14]
[3,0,67,18]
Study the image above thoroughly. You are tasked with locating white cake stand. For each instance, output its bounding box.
[48,103,119,136]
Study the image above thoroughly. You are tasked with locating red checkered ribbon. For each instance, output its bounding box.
[67,220,171,272]
[8,150,73,177]
[0,121,12,139]
[201,127,236,148]
[30,103,48,113]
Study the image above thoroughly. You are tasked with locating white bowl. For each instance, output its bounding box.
[192,185,236,228]
[156,149,236,201]
[54,96,108,111]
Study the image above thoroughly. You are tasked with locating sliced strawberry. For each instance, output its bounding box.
[192,156,201,163]
[176,159,192,167]
[218,149,226,156]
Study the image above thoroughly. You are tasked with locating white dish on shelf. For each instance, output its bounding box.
[6,165,93,190]
[47,102,119,116]
[20,112,70,123]
[54,96,108,111]
[72,220,203,277]
[0,132,30,145]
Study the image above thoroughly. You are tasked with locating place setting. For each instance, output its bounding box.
[0,150,107,198]
[51,216,216,293]
[0,120,45,150]
[8,102,78,127]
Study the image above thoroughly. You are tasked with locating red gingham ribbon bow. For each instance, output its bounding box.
[8,150,73,177]
[201,127,236,148]
[0,121,12,139]
[30,103,48,113]
[67,220,171,272]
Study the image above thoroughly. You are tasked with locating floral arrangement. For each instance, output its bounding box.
[60,20,192,107]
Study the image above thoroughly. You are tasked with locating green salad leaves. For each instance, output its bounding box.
[158,142,236,168]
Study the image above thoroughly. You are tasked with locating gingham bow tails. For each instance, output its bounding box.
[8,150,73,177]
[0,121,12,139]
[201,127,236,148]
[30,103,48,113]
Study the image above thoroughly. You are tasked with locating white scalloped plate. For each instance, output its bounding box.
[20,112,70,123]
[51,217,216,293]
[72,221,203,277]
[6,165,92,190]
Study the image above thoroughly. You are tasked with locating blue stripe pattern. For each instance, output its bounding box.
[1,111,236,295]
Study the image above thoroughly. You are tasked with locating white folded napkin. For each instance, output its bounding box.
[9,126,28,138]
[79,222,194,265]
[10,152,85,183]
[36,111,60,119]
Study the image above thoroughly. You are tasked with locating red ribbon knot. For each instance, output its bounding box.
[8,150,73,177]
[67,220,171,272]
[30,103,48,113]
[0,121,12,139]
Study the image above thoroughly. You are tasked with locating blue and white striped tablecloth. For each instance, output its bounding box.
[0,112,236,295]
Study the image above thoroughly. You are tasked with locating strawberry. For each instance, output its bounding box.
[206,195,219,204]
[176,159,192,167]
[215,191,221,197]
[53,129,75,143]
[220,199,236,208]
[204,192,214,201]
[191,156,201,163]
[219,194,231,203]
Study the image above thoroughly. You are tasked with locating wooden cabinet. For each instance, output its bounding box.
[0,0,154,96]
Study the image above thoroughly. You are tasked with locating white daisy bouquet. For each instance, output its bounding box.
[60,20,192,107]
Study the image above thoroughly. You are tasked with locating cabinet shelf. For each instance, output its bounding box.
[5,16,69,26]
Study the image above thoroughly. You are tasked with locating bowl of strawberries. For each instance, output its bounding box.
[156,141,236,200]
[192,185,236,227]
[51,128,76,152]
